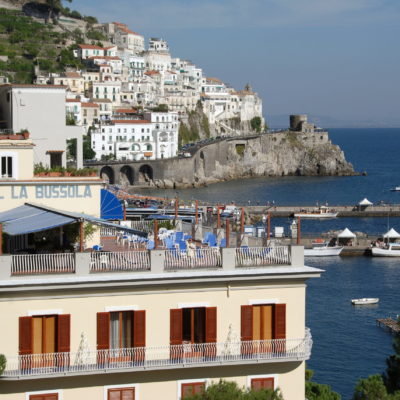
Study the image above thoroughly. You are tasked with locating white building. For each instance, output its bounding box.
[92,112,178,161]
[78,44,105,60]
[103,22,145,54]
[144,38,172,72]
[91,81,122,105]
[129,55,145,81]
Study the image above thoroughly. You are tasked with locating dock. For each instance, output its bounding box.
[376,318,400,334]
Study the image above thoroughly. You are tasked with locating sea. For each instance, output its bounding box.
[136,128,400,399]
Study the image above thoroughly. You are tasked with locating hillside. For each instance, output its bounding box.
[0,4,102,83]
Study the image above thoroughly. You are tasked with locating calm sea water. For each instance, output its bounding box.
[137,128,400,398]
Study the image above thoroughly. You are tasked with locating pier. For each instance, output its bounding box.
[376,318,400,334]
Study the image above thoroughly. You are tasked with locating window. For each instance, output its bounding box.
[19,315,70,356]
[102,136,105,141]
[241,304,285,354]
[109,146,112,151]
[251,377,275,391]
[1,156,13,178]
[29,393,58,400]
[181,382,205,399]
[97,311,145,350]
[107,387,135,400]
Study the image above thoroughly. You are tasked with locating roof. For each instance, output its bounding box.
[81,102,99,108]
[91,98,111,103]
[145,70,160,76]
[114,22,142,36]
[115,108,138,114]
[383,228,400,238]
[79,44,104,50]
[358,198,373,206]
[111,120,151,124]
[66,98,80,103]
[206,77,223,84]
[65,72,81,78]
[0,84,66,90]
[337,228,356,238]
[0,204,147,237]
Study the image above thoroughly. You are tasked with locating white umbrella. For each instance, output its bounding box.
[358,198,373,206]
[383,228,400,239]
[338,228,356,238]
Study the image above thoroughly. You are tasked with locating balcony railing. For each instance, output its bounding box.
[164,248,222,270]
[235,246,291,267]
[1,246,301,279]
[11,253,75,275]
[90,251,150,272]
[2,331,312,379]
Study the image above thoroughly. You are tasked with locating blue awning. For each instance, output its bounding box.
[100,189,123,220]
[0,205,75,235]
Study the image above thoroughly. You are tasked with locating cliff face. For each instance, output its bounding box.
[154,130,355,188]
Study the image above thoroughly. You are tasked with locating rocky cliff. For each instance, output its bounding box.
[154,130,355,188]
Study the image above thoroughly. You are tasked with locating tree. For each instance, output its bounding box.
[250,116,262,133]
[0,354,6,376]
[353,375,388,400]
[182,380,283,400]
[43,0,72,21]
[383,319,400,393]
[67,136,95,161]
[306,369,341,400]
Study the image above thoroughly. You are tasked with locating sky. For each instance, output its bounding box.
[72,0,400,127]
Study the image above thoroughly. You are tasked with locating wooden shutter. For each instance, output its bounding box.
[19,316,32,355]
[133,310,146,347]
[121,388,135,400]
[29,394,58,400]
[97,312,110,350]
[251,377,274,391]
[57,314,71,353]
[274,304,286,339]
[205,307,217,343]
[170,309,183,345]
[108,388,134,400]
[241,305,253,341]
[193,382,205,395]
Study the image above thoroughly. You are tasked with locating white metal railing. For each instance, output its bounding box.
[235,246,291,267]
[100,226,118,237]
[2,335,312,378]
[90,251,150,272]
[11,254,75,275]
[164,248,222,269]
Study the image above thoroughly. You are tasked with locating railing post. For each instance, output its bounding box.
[222,248,236,270]
[290,245,304,267]
[0,255,12,279]
[150,250,166,273]
[75,252,91,276]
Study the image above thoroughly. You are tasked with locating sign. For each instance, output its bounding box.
[0,184,92,200]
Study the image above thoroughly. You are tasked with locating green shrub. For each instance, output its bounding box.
[0,354,6,376]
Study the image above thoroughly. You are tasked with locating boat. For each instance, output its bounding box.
[371,242,400,257]
[351,298,379,305]
[304,240,343,257]
[390,186,400,192]
[294,205,338,219]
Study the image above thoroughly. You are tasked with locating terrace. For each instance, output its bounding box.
[2,330,312,379]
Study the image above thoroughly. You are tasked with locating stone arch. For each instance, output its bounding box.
[119,165,134,186]
[138,164,154,182]
[100,166,115,184]
[200,151,206,171]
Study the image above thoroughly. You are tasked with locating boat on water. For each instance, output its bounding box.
[351,298,379,305]
[304,240,343,257]
[371,242,400,257]
[294,205,338,219]
[390,186,400,192]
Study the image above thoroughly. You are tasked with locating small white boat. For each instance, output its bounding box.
[304,240,343,257]
[351,298,379,305]
[390,186,400,192]
[294,206,338,219]
[371,243,400,257]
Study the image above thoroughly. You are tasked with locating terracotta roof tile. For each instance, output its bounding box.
[79,44,104,50]
[111,119,151,124]
[81,102,99,108]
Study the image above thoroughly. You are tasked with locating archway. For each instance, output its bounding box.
[200,151,206,171]
[100,166,115,184]
[138,164,154,182]
[119,165,134,186]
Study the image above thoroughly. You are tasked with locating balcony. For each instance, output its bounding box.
[0,246,300,280]
[1,330,312,379]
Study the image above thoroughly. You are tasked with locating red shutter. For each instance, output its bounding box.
[121,388,135,400]
[274,304,286,339]
[241,305,253,341]
[194,382,205,395]
[170,309,183,345]
[97,312,110,349]
[57,314,71,353]
[19,316,32,355]
[251,377,274,391]
[205,307,217,343]
[133,310,146,347]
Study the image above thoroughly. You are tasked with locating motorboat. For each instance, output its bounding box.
[351,298,379,305]
[390,186,400,192]
[304,240,343,257]
[371,242,400,257]
[294,206,338,219]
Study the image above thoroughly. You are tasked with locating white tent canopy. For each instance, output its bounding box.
[383,228,400,239]
[359,198,373,206]
[338,228,356,238]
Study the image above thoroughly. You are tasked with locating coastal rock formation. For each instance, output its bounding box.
[153,130,354,188]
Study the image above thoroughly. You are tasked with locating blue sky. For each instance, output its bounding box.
[72,0,400,127]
